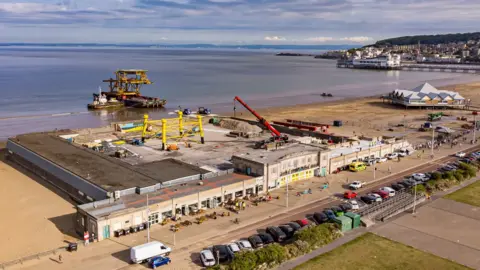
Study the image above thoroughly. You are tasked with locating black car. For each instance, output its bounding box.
[391,183,405,191]
[313,212,329,224]
[361,195,376,204]
[266,226,287,243]
[212,245,233,263]
[258,233,274,245]
[286,222,301,232]
[339,203,353,212]
[330,206,343,214]
[248,235,264,249]
[278,225,295,238]
[306,216,319,226]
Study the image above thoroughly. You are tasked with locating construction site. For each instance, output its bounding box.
[6,95,428,243]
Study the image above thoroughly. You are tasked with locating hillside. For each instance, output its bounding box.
[375,32,480,46]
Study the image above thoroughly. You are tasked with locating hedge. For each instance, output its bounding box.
[424,162,478,194]
[220,223,342,270]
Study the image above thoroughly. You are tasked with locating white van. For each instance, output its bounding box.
[130,241,171,264]
[380,187,396,197]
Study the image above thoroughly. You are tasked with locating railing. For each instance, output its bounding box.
[357,190,413,217]
[375,194,425,221]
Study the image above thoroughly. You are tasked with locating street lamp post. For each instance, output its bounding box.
[431,126,435,159]
[286,178,289,209]
[412,183,417,214]
[473,111,478,144]
[373,160,376,180]
[146,194,150,243]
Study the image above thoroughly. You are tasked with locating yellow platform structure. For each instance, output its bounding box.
[140,111,205,150]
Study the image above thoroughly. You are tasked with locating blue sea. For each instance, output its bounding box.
[0,46,478,140]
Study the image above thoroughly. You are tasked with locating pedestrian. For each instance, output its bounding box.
[388,166,392,174]
[58,254,62,263]
[92,232,95,243]
[346,177,349,184]
[83,231,89,246]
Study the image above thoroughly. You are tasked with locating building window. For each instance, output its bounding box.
[323,155,327,161]
[307,157,312,163]
[271,167,277,174]
[293,160,299,168]
[148,213,159,225]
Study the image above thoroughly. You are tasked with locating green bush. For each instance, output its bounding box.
[295,223,341,249]
[227,250,257,270]
[442,171,454,180]
[431,172,442,180]
[458,162,477,178]
[425,180,437,191]
[453,170,465,182]
[411,184,426,194]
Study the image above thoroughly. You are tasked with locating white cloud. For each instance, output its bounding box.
[340,36,372,43]
[305,36,334,42]
[264,36,287,41]
[0,3,64,13]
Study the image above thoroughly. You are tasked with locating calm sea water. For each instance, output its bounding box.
[0,47,478,140]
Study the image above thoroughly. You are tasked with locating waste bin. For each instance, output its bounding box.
[67,243,78,252]
[345,212,361,229]
[333,216,352,232]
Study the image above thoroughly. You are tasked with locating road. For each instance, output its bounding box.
[167,145,480,269]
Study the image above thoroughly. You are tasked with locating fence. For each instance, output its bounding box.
[357,190,413,217]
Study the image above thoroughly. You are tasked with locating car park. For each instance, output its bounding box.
[379,187,396,197]
[266,226,287,243]
[361,195,376,204]
[400,179,416,187]
[200,249,216,267]
[339,203,353,212]
[226,243,241,255]
[248,235,264,249]
[236,240,253,251]
[386,153,398,159]
[212,245,233,264]
[460,158,473,164]
[344,190,358,199]
[278,225,295,238]
[455,152,466,158]
[323,209,337,220]
[373,190,389,199]
[391,183,405,191]
[330,206,344,217]
[149,256,171,268]
[370,193,383,202]
[313,212,329,224]
[258,233,274,245]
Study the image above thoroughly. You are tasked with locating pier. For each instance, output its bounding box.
[337,60,480,73]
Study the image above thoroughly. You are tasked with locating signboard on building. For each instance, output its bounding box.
[255,177,264,186]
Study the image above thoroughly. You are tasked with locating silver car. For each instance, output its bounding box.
[200,249,216,267]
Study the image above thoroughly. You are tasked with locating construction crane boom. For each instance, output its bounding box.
[234,96,281,137]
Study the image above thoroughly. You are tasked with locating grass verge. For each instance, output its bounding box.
[294,233,471,270]
[444,180,480,207]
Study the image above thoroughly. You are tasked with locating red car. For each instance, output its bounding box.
[344,191,358,199]
[295,219,309,227]
[373,190,389,199]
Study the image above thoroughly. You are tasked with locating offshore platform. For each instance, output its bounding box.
[88,69,167,110]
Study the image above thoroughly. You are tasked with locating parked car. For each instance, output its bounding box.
[200,249,216,267]
[278,225,295,238]
[349,200,360,210]
[330,206,344,217]
[286,222,301,232]
[364,158,376,166]
[248,235,264,249]
[460,158,473,164]
[412,173,429,181]
[258,233,274,245]
[386,153,398,159]
[236,240,253,251]
[266,226,287,243]
[400,179,416,187]
[396,149,408,157]
[323,209,337,220]
[339,203,353,212]
[349,181,366,190]
[373,190,389,199]
[212,245,233,264]
[349,162,367,172]
[295,219,310,227]
[379,187,396,197]
[369,193,383,202]
[361,195,376,204]
[306,216,319,226]
[455,152,466,158]
[391,183,405,192]
[344,190,358,199]
[226,243,241,255]
[313,212,329,224]
[375,156,388,163]
[149,256,171,268]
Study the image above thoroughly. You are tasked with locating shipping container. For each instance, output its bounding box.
[345,212,361,229]
[333,216,352,232]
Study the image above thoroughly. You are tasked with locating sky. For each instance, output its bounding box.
[0,0,479,44]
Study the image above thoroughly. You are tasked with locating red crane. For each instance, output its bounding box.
[234,96,281,137]
[234,96,288,148]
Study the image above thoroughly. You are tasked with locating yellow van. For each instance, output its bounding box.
[349,162,367,172]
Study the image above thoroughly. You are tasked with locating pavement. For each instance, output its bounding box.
[5,141,480,270]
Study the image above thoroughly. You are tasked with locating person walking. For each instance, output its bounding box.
[58,254,62,263]
[83,231,89,246]
[388,166,392,174]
